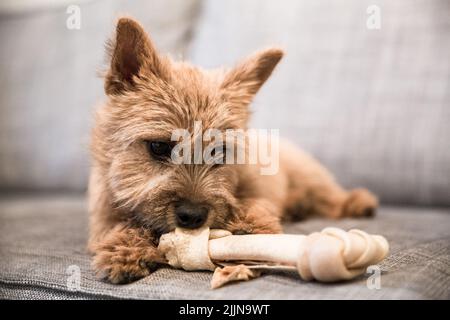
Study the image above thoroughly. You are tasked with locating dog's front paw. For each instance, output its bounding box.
[90,224,166,284]
[93,247,159,284]
[227,209,283,235]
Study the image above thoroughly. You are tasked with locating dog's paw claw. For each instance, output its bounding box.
[94,253,158,284]
[139,259,159,272]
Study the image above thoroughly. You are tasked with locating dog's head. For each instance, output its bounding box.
[93,18,283,235]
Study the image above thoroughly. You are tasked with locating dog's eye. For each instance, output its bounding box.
[146,141,173,160]
[211,145,227,167]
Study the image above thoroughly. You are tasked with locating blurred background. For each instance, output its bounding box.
[1,0,449,206]
[1,0,450,301]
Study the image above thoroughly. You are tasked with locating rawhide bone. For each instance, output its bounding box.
[158,227,389,288]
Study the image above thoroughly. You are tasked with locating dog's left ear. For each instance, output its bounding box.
[221,48,284,104]
[105,17,169,95]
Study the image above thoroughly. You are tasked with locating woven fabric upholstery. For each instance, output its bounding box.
[1,195,449,300]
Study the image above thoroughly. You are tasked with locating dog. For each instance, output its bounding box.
[88,17,378,284]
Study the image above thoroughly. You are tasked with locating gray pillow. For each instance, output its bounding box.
[0,0,200,191]
[189,0,450,206]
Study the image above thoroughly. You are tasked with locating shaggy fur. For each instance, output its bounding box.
[88,18,378,284]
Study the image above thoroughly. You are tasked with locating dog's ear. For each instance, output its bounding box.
[105,17,169,95]
[221,48,283,104]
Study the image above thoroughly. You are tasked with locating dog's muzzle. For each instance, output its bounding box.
[174,200,209,229]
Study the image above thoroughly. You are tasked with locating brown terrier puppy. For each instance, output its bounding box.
[88,18,378,284]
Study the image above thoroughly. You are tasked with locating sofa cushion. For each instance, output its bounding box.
[0,195,449,299]
[189,0,450,206]
[0,0,200,191]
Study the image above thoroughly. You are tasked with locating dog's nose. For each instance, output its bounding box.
[174,201,209,229]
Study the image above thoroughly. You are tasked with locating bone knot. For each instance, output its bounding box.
[158,227,216,271]
[158,228,232,271]
[296,228,389,282]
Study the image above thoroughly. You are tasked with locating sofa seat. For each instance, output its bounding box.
[0,195,449,299]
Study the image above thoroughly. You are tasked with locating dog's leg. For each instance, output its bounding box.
[227,198,283,234]
[285,182,378,220]
[88,168,164,284]
[90,223,165,284]
[281,142,378,220]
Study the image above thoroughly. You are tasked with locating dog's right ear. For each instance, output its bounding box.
[105,18,168,95]
[220,48,284,108]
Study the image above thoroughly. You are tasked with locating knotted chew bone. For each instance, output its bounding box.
[158,227,389,288]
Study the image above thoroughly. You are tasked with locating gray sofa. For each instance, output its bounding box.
[1,0,449,299]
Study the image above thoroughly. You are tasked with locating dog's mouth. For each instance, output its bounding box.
[127,208,171,238]
[126,193,237,239]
